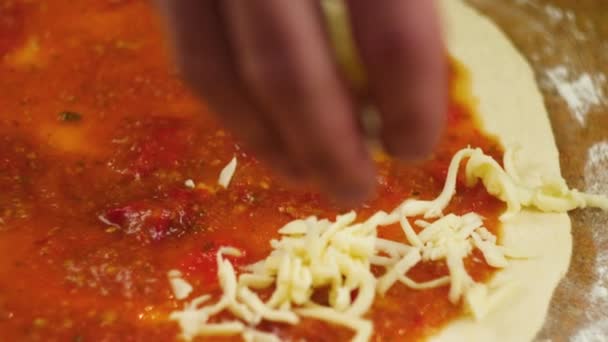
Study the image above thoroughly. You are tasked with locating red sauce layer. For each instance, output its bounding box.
[0,1,504,341]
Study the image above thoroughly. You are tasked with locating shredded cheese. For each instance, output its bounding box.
[168,270,193,300]
[169,147,608,341]
[184,179,196,189]
[218,156,237,188]
[243,329,282,342]
[377,248,421,295]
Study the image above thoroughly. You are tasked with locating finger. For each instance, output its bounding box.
[154,0,301,177]
[222,0,376,203]
[346,0,447,160]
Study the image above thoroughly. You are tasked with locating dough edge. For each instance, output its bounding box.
[431,1,571,341]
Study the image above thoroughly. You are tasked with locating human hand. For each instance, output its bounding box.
[155,0,446,204]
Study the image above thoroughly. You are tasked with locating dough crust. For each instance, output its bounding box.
[432,1,571,341]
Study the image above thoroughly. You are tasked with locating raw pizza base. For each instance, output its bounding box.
[432,1,571,341]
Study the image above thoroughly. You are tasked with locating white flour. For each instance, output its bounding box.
[577,142,608,341]
[572,320,608,342]
[513,0,586,40]
[590,264,608,301]
[512,1,606,125]
[544,66,605,125]
[543,4,576,23]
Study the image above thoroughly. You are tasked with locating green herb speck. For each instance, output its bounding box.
[58,111,82,122]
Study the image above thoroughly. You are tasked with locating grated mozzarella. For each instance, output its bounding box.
[168,270,193,300]
[243,328,282,342]
[218,156,237,188]
[169,147,608,341]
[184,179,196,189]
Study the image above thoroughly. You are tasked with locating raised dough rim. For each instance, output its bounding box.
[430,1,572,341]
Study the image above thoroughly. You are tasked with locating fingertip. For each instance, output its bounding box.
[324,156,377,206]
[331,181,375,207]
[346,0,447,162]
[382,56,447,161]
[382,106,445,162]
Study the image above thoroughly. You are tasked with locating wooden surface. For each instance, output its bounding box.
[469,0,608,340]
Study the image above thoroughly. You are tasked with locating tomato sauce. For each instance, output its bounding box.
[0,1,504,341]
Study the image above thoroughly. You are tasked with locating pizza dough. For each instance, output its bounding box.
[172,1,571,341]
[432,1,571,341]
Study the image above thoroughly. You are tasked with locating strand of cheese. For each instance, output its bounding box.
[398,275,451,290]
[168,270,193,300]
[243,328,282,342]
[377,248,421,295]
[168,147,608,341]
[169,248,256,340]
[218,156,237,188]
[466,147,608,218]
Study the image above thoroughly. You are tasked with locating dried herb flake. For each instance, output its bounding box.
[58,111,82,122]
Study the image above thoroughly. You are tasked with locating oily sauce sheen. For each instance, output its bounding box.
[0,1,504,341]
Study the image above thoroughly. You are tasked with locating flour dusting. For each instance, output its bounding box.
[571,320,608,342]
[543,4,576,23]
[513,0,585,41]
[543,4,564,22]
[592,285,608,299]
[578,142,608,341]
[544,66,605,125]
[504,2,608,340]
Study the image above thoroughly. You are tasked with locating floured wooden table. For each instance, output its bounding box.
[469,0,608,340]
